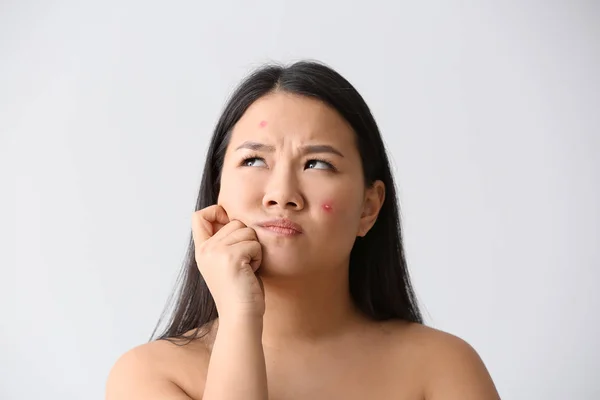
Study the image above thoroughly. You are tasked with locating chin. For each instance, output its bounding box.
[257,251,309,278]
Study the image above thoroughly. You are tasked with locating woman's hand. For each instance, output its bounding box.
[191,205,265,319]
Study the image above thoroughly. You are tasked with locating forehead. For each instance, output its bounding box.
[230,91,356,147]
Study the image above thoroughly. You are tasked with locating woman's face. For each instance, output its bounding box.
[218,91,384,277]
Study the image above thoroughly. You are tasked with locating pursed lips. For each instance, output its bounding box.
[256,218,303,234]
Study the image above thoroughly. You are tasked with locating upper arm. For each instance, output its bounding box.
[105,346,194,400]
[425,333,501,400]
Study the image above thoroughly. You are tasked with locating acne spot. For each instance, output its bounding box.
[322,202,333,213]
[259,120,268,128]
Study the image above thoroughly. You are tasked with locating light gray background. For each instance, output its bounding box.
[2,1,599,399]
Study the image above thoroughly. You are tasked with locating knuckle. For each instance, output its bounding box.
[224,251,237,265]
[195,207,208,217]
[241,227,255,237]
[230,220,246,228]
[195,241,215,260]
[196,239,210,251]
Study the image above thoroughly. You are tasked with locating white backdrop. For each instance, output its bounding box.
[2,1,599,399]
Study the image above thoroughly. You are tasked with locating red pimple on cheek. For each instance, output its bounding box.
[259,120,268,128]
[322,202,333,213]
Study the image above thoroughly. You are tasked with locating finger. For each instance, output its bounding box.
[220,227,258,246]
[213,222,227,234]
[209,219,247,243]
[192,205,229,243]
[231,240,263,272]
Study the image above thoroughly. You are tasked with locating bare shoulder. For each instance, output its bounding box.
[106,334,211,400]
[386,322,501,400]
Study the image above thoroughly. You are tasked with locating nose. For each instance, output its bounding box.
[262,166,305,211]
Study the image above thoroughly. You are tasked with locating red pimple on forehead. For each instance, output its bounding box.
[259,120,268,127]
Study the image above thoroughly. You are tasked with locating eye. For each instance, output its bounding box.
[305,159,336,171]
[241,157,267,167]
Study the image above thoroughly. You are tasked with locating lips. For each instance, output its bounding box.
[257,218,303,234]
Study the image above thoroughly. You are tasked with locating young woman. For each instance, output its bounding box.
[106,60,500,399]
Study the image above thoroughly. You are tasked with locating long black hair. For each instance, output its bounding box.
[151,60,423,344]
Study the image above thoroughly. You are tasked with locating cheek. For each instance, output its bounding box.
[319,189,359,216]
[318,193,363,230]
[317,197,362,253]
[218,171,261,212]
[321,201,334,213]
[320,199,354,220]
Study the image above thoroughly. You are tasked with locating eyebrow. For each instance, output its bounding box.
[235,141,345,157]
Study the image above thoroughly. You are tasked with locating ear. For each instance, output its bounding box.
[357,180,385,237]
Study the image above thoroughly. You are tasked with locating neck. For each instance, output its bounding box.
[259,264,365,348]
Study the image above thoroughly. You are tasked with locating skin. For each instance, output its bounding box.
[106,91,501,399]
